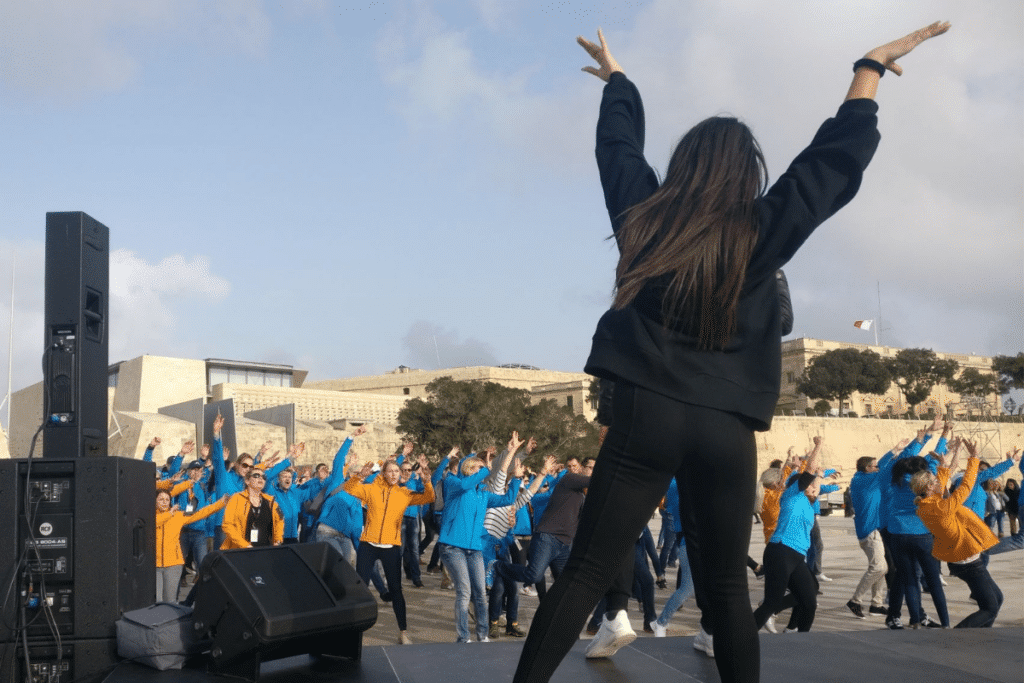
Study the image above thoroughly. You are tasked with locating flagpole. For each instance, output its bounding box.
[5,251,14,433]
[875,281,882,347]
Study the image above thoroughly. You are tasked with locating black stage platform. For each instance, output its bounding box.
[103,627,1022,683]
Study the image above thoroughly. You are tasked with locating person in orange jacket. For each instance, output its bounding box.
[344,454,434,644]
[220,468,285,550]
[155,489,228,602]
[912,438,1004,628]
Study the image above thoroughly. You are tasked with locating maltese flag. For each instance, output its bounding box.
[853,320,873,330]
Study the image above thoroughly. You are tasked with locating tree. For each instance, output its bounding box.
[992,353,1024,392]
[812,399,833,416]
[948,367,1001,404]
[395,376,599,468]
[797,348,891,416]
[886,348,959,417]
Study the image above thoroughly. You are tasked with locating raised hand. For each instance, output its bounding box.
[149,437,161,449]
[509,431,524,453]
[213,412,224,436]
[864,21,951,77]
[357,462,375,480]
[541,455,557,475]
[180,440,195,457]
[577,28,623,82]
[352,425,367,438]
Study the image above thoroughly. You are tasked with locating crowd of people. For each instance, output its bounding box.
[144,410,1020,651]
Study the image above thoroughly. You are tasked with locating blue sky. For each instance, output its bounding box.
[1,1,1022,424]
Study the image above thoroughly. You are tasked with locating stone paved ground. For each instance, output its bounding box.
[356,514,1023,646]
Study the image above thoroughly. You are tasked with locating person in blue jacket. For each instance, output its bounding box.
[886,421,948,629]
[438,445,518,643]
[754,436,825,632]
[845,438,910,619]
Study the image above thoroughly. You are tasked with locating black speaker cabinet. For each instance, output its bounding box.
[0,638,118,683]
[44,211,110,459]
[0,457,155,644]
[192,543,377,681]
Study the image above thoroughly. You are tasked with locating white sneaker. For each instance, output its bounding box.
[520,586,536,597]
[939,575,948,586]
[816,573,832,582]
[652,621,667,638]
[692,626,714,658]
[763,615,778,634]
[783,627,798,633]
[585,611,637,658]
[478,636,490,643]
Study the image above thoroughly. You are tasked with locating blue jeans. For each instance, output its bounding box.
[656,543,694,627]
[402,516,421,582]
[890,533,949,626]
[988,508,1024,555]
[498,532,569,586]
[314,525,356,565]
[947,558,1002,627]
[180,528,208,573]
[441,545,488,642]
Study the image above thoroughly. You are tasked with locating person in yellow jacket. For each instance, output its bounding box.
[221,468,285,550]
[155,490,228,602]
[912,438,1002,628]
[344,454,434,644]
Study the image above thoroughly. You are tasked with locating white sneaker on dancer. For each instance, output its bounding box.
[816,573,832,582]
[763,615,778,634]
[692,626,714,657]
[585,611,636,658]
[652,621,667,638]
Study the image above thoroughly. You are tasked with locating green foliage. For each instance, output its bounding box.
[395,376,600,469]
[797,348,891,415]
[812,399,833,415]
[992,353,1024,392]
[887,348,959,415]
[947,367,1000,399]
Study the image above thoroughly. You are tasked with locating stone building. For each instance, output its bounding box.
[778,337,999,418]
[5,355,594,466]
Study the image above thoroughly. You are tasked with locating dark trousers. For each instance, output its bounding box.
[356,544,406,630]
[511,383,759,683]
[754,542,817,631]
[890,532,949,627]
[948,559,1002,628]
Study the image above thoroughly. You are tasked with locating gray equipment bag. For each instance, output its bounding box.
[116,602,203,670]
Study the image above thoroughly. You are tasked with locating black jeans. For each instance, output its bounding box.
[948,559,1002,628]
[356,544,406,630]
[512,382,759,683]
[754,542,818,631]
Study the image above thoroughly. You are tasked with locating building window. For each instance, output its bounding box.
[108,369,119,388]
[566,395,574,410]
[403,387,410,395]
[786,371,795,384]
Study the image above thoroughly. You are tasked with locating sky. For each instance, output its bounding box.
[1,1,1022,426]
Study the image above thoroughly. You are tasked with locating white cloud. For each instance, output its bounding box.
[0,243,230,406]
[375,0,1022,357]
[0,0,272,100]
[109,250,230,363]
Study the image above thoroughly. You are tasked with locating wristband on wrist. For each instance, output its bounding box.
[853,58,885,78]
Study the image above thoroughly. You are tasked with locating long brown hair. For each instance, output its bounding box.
[612,116,767,349]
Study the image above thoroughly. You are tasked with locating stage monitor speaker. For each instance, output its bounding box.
[192,543,377,681]
[43,211,110,459]
[0,457,155,643]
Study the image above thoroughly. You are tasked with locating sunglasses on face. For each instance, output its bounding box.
[249,473,265,480]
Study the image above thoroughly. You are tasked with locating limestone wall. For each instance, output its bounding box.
[754,416,1022,490]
